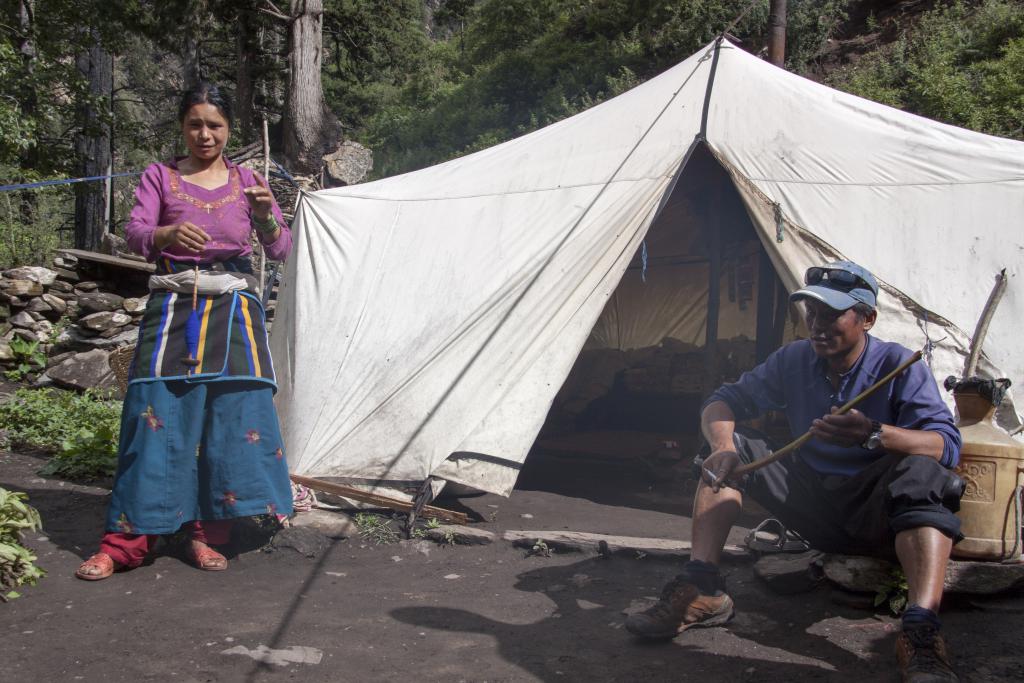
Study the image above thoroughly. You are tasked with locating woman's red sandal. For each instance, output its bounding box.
[75,552,118,581]
[187,543,228,571]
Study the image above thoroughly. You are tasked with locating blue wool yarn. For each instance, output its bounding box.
[185,309,201,360]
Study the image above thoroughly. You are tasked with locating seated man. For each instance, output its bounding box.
[625,261,964,683]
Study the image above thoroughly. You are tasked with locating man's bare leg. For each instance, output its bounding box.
[893,527,959,681]
[690,480,743,565]
[895,527,952,612]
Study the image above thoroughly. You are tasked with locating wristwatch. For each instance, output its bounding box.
[862,420,884,450]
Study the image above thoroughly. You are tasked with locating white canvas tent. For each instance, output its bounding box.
[270,39,1024,498]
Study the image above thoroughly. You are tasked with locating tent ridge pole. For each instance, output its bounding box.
[699,38,724,142]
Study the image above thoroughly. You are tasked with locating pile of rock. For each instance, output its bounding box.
[0,255,148,393]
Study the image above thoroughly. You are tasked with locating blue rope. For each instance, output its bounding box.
[640,241,648,283]
[270,158,301,189]
[2,158,301,194]
[0,171,141,193]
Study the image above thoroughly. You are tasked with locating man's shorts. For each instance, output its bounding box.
[694,431,965,557]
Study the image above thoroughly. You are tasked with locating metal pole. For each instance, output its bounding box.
[768,0,787,67]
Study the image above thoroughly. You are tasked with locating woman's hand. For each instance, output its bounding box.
[154,222,211,253]
[243,176,274,222]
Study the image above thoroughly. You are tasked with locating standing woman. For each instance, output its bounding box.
[76,83,294,579]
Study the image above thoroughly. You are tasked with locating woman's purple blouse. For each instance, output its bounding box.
[125,157,292,264]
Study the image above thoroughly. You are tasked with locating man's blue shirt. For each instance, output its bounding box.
[705,335,961,476]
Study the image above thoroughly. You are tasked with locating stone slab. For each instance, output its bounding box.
[502,530,747,559]
[271,526,327,558]
[823,554,1024,595]
[46,349,117,392]
[3,266,57,286]
[2,280,43,297]
[58,248,156,273]
[289,509,357,539]
[424,525,495,546]
[753,551,825,595]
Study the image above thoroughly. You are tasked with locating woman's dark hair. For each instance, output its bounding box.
[178,82,233,127]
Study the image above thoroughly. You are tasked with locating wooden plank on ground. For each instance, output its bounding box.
[503,529,747,558]
[289,474,468,525]
[58,248,155,273]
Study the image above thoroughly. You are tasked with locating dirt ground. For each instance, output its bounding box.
[3,447,1024,683]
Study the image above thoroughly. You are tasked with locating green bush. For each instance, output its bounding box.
[0,487,45,601]
[3,338,47,382]
[0,388,121,480]
[828,0,1024,140]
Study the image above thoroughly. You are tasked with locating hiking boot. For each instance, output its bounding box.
[895,625,959,682]
[624,575,734,639]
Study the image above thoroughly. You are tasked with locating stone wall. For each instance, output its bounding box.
[0,255,148,393]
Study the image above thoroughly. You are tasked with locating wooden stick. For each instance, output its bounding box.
[731,350,923,477]
[290,474,469,525]
[964,269,1007,378]
[257,117,270,299]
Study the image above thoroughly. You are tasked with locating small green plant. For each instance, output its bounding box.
[0,487,45,601]
[411,517,457,544]
[0,387,122,480]
[354,512,400,545]
[39,424,119,480]
[46,316,69,344]
[4,337,46,381]
[874,567,909,615]
[529,539,551,557]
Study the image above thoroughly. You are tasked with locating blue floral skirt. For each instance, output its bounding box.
[105,379,294,535]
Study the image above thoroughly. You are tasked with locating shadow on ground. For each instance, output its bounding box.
[391,554,897,682]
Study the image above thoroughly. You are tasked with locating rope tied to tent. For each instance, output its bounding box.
[0,171,141,193]
[640,241,648,282]
[922,310,935,369]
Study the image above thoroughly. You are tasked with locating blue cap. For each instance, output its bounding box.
[790,260,878,311]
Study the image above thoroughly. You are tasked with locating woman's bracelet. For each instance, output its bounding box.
[251,213,279,235]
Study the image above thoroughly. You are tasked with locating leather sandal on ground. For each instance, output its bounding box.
[744,518,811,554]
[187,543,228,571]
[75,552,119,581]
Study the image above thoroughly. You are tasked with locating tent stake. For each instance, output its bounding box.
[290,474,468,525]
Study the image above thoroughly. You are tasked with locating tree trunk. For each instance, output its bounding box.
[236,13,256,143]
[767,0,788,68]
[182,0,207,88]
[17,0,38,224]
[183,33,202,88]
[283,0,340,174]
[74,41,112,251]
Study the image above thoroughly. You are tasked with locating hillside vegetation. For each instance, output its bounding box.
[0,0,1020,267]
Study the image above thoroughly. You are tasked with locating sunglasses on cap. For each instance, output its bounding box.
[804,267,875,292]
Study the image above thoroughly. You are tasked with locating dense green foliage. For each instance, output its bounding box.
[0,486,45,601]
[355,0,785,175]
[829,0,1024,140]
[0,387,121,480]
[0,0,1020,265]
